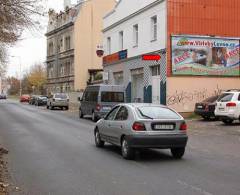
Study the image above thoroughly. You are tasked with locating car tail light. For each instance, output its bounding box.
[180,122,187,131]
[226,102,236,107]
[132,122,146,131]
[96,104,101,111]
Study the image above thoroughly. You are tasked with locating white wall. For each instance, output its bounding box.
[103,0,166,58]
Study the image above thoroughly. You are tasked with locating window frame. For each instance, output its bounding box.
[151,15,157,41]
[119,31,124,51]
[115,106,129,121]
[104,106,120,121]
[133,24,139,47]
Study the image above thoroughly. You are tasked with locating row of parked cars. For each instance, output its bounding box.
[20,93,70,110]
[0,93,7,100]
[194,89,240,124]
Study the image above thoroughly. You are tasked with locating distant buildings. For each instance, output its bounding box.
[45,0,116,93]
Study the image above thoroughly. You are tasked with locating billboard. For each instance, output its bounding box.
[171,36,240,76]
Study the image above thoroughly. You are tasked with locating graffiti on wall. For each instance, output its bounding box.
[167,85,223,106]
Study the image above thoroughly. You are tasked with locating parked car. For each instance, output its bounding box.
[29,95,38,105]
[215,89,240,124]
[94,103,188,160]
[20,94,30,103]
[35,95,48,106]
[79,84,125,122]
[194,95,220,120]
[0,94,7,100]
[47,93,69,110]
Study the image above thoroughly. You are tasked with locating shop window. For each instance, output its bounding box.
[151,66,160,76]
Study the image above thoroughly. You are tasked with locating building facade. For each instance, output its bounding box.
[103,0,167,104]
[46,0,116,93]
[102,0,240,112]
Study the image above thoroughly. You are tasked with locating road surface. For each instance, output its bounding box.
[0,100,240,195]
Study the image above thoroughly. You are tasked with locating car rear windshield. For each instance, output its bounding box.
[217,93,234,102]
[137,106,181,119]
[55,94,68,99]
[101,92,124,102]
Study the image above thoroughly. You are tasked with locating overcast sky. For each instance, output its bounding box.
[8,0,78,77]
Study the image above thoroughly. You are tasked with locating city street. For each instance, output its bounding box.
[0,100,240,195]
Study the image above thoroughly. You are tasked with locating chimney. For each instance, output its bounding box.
[64,0,71,9]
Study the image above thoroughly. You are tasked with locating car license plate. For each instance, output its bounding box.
[102,106,111,111]
[219,107,225,111]
[154,124,174,130]
[197,105,203,109]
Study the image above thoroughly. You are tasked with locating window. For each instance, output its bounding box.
[151,16,157,41]
[101,92,124,103]
[217,93,234,102]
[151,66,160,76]
[137,106,181,120]
[119,31,123,50]
[115,106,128,121]
[105,106,120,120]
[133,24,138,47]
[107,37,111,54]
[65,36,71,50]
[48,42,54,55]
[83,91,98,102]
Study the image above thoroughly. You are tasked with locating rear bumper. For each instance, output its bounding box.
[194,109,215,117]
[95,111,108,118]
[215,111,238,120]
[52,102,69,107]
[125,134,188,149]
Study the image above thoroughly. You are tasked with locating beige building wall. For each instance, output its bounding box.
[167,77,240,112]
[74,0,116,91]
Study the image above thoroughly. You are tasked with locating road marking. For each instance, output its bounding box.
[177,180,213,195]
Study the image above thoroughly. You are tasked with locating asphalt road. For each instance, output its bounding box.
[0,100,240,195]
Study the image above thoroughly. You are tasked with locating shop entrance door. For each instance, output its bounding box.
[132,74,144,103]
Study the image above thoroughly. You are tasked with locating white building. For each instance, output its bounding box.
[102,0,167,104]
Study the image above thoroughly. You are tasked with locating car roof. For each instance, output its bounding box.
[117,103,168,108]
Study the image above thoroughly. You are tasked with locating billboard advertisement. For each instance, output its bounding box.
[171,36,240,76]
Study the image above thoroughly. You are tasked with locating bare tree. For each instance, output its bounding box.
[0,0,46,71]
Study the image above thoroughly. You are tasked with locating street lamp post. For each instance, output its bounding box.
[10,56,22,97]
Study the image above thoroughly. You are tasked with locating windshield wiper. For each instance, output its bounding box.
[137,108,153,120]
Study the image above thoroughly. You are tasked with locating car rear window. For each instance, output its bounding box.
[137,106,181,119]
[55,94,68,99]
[101,92,124,102]
[217,93,234,102]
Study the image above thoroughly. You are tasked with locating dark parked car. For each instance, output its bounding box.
[35,96,48,106]
[0,94,7,99]
[194,95,220,120]
[29,95,38,105]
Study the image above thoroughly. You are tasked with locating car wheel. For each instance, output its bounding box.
[50,104,54,110]
[95,129,104,148]
[121,138,135,160]
[65,106,69,110]
[79,109,83,118]
[92,112,98,122]
[46,105,49,109]
[222,119,233,125]
[171,148,185,159]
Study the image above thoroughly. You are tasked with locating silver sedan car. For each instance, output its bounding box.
[94,103,188,160]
